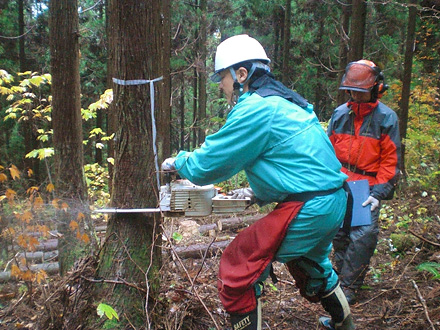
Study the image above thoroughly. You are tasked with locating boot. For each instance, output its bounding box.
[229,298,262,330]
[319,283,356,330]
[319,314,355,330]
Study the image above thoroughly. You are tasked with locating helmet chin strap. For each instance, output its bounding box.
[229,62,266,105]
[229,67,243,105]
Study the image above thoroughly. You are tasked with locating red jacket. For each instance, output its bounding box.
[327,101,401,200]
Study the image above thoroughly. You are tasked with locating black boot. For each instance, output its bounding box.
[319,283,355,330]
[229,299,261,330]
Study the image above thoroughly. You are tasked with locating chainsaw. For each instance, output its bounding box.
[159,178,250,217]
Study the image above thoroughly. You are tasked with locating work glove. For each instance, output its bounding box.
[362,195,379,211]
[161,157,176,172]
[228,188,256,205]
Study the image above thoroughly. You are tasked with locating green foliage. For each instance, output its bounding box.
[404,76,440,189]
[84,163,110,207]
[417,262,440,280]
[214,171,248,193]
[172,232,183,243]
[97,303,119,321]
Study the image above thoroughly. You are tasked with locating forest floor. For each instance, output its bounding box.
[0,187,439,329]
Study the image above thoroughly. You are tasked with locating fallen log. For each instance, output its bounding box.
[0,262,59,282]
[198,214,263,235]
[8,239,58,252]
[171,240,232,259]
[16,250,58,263]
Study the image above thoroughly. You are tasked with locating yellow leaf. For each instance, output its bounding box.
[27,168,33,177]
[17,234,28,249]
[69,220,79,231]
[77,212,85,221]
[76,230,82,240]
[33,196,44,210]
[27,186,39,195]
[11,264,20,277]
[46,183,55,192]
[9,165,20,180]
[52,198,60,208]
[0,165,3,170]
[21,211,33,223]
[20,257,27,266]
[28,236,39,251]
[0,195,6,202]
[5,189,16,201]
[36,270,47,284]
[38,225,50,237]
[22,270,34,281]
[0,173,7,182]
[81,233,90,244]
[61,202,69,211]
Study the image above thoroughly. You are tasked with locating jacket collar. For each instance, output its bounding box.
[347,100,379,118]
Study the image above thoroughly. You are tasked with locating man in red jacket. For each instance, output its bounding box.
[326,60,401,306]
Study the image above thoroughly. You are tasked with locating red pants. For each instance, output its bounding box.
[217,201,304,314]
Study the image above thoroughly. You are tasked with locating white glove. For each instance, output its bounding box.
[161,157,176,172]
[362,195,379,211]
[229,188,256,204]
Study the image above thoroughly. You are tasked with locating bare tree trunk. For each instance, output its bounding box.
[180,72,185,150]
[348,0,366,62]
[192,65,198,149]
[399,0,417,177]
[95,0,165,327]
[337,0,352,105]
[49,0,91,275]
[282,0,291,85]
[198,0,207,143]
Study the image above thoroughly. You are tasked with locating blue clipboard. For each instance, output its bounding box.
[347,180,372,227]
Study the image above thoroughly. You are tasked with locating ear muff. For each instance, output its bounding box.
[372,69,388,99]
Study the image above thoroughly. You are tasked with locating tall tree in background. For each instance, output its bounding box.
[337,0,351,105]
[197,0,207,143]
[399,0,417,176]
[95,0,165,327]
[49,0,90,275]
[348,0,366,62]
[281,0,291,85]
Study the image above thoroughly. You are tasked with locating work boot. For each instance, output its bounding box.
[319,314,356,330]
[229,298,262,330]
[342,287,357,305]
[320,282,356,330]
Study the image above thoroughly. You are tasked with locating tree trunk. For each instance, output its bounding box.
[158,0,171,169]
[399,0,417,177]
[49,0,90,275]
[348,0,366,62]
[96,0,165,327]
[337,0,352,105]
[197,0,207,143]
[281,0,291,85]
[180,72,185,150]
[192,65,198,148]
[18,0,26,71]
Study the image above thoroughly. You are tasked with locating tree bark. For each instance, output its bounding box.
[197,0,207,143]
[348,0,366,62]
[96,0,166,327]
[399,0,417,177]
[281,0,291,85]
[337,0,352,105]
[49,0,90,275]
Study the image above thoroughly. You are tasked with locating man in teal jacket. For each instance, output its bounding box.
[162,34,355,330]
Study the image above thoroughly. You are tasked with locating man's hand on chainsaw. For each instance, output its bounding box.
[161,157,176,172]
[228,188,256,204]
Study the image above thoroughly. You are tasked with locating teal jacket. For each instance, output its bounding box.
[174,89,347,204]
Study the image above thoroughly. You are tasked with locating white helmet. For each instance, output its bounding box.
[211,34,271,82]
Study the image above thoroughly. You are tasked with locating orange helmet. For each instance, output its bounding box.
[340,60,386,96]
